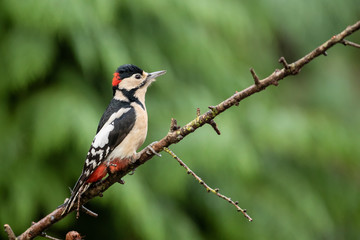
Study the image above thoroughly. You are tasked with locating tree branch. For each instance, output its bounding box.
[4,224,16,240]
[10,20,360,240]
[163,147,253,221]
[341,39,360,48]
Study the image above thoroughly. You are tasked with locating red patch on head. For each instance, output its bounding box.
[112,72,121,86]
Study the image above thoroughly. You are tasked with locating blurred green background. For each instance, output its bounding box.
[1,0,359,239]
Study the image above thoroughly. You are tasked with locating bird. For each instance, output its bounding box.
[62,64,166,216]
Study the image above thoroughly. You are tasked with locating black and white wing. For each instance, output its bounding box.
[63,99,136,214]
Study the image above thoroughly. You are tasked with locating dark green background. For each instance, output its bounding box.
[1,0,359,239]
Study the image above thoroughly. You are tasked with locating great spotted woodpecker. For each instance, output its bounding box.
[63,64,166,215]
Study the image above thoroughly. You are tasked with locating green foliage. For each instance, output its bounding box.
[1,0,359,239]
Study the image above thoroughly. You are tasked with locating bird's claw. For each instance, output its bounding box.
[129,169,136,175]
[146,141,162,157]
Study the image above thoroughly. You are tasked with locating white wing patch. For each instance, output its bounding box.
[92,107,131,148]
[93,123,114,148]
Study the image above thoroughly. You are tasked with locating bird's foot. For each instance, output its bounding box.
[146,141,162,157]
[106,161,119,174]
[129,168,136,175]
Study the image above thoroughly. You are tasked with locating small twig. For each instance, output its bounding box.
[278,56,290,69]
[209,120,221,135]
[169,118,180,132]
[207,107,221,134]
[41,232,61,240]
[250,68,260,86]
[81,205,98,218]
[163,147,252,221]
[198,107,221,135]
[196,108,201,117]
[4,224,17,240]
[278,56,301,75]
[146,142,162,157]
[341,39,360,48]
[67,188,98,218]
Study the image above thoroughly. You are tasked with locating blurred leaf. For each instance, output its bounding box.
[1,0,360,239]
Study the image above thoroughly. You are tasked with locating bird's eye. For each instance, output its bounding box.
[135,74,141,79]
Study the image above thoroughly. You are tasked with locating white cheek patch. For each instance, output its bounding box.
[118,77,144,91]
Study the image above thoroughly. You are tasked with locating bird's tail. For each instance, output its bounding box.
[62,177,90,216]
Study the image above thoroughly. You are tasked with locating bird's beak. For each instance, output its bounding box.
[146,70,166,80]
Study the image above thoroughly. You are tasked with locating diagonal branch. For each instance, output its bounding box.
[163,147,253,221]
[12,20,360,240]
[341,39,360,48]
[4,224,16,240]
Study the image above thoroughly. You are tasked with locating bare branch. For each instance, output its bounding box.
[198,107,221,135]
[250,68,260,86]
[278,56,290,70]
[40,232,61,240]
[12,20,360,240]
[81,205,98,218]
[4,224,16,240]
[169,118,180,132]
[196,107,201,117]
[163,147,252,221]
[207,107,221,135]
[341,39,360,48]
[208,120,221,135]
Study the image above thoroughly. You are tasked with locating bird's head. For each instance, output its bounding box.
[112,64,166,96]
